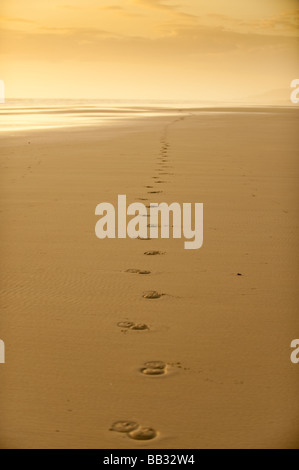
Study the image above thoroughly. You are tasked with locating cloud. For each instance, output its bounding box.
[134,0,177,10]
[133,0,196,17]
[132,0,198,24]
[98,5,143,17]
[1,21,298,63]
[58,5,83,10]
[35,26,124,39]
[1,3,298,63]
[256,9,299,34]
[99,6,124,11]
[59,4,124,11]
[0,16,36,24]
[204,9,299,36]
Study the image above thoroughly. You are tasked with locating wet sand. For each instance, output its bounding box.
[0,109,299,448]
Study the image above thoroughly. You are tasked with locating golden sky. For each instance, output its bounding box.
[1,0,299,101]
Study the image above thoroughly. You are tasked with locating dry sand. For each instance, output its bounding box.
[0,108,299,448]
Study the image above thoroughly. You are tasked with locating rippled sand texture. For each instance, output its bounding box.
[0,108,299,449]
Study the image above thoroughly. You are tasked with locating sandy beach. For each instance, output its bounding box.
[0,108,299,449]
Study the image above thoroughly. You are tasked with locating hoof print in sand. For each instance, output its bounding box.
[111,420,139,433]
[141,361,167,376]
[142,291,164,299]
[128,427,157,441]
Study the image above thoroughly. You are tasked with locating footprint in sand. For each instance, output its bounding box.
[117,321,149,331]
[131,324,149,331]
[144,250,164,256]
[111,421,158,441]
[142,291,164,299]
[140,360,167,376]
[125,269,151,275]
[110,420,139,433]
[117,321,135,329]
[128,427,157,441]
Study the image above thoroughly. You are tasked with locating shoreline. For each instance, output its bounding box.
[1,106,298,134]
